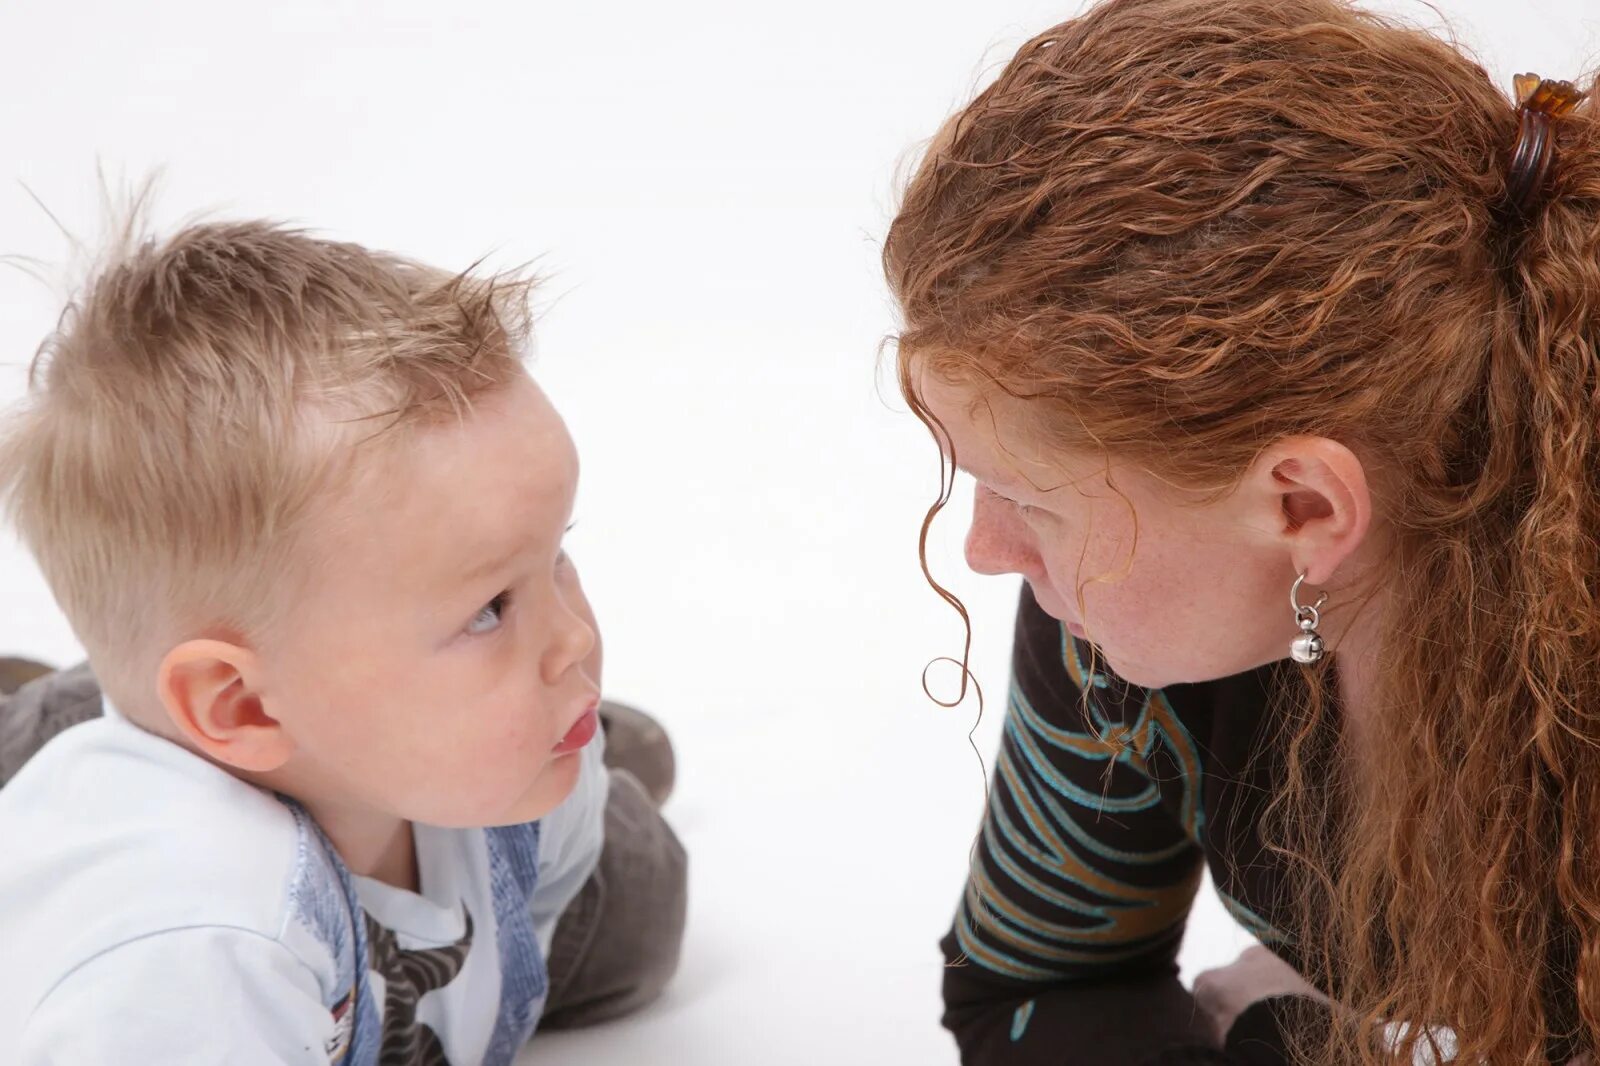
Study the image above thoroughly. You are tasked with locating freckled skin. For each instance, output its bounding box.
[916,369,1375,691]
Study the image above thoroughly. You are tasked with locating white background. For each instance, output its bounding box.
[1,1,1595,1063]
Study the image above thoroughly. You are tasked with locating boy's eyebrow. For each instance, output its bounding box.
[456,542,524,588]
[452,511,574,590]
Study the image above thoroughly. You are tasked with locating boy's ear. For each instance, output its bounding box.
[156,639,293,772]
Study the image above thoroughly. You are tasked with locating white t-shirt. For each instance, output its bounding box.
[0,703,607,1065]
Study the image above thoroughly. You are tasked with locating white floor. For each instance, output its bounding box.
[0,1,1585,1062]
[503,356,1257,1066]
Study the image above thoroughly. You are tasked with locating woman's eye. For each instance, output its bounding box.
[467,591,511,635]
[991,488,1037,518]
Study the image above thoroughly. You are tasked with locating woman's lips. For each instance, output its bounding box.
[552,701,600,755]
[1027,583,1086,637]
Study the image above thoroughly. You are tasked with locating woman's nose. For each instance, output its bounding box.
[964,487,1038,577]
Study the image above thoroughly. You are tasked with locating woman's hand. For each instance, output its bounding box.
[1192,945,1328,1045]
[1194,949,1596,1061]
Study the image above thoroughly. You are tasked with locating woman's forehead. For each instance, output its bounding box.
[917,368,1107,490]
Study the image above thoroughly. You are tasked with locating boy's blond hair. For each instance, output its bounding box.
[0,220,533,708]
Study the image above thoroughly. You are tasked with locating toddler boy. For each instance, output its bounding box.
[0,221,686,1064]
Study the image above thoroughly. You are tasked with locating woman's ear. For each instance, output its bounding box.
[156,640,293,772]
[1241,436,1373,586]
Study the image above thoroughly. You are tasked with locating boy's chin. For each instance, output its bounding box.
[491,754,584,826]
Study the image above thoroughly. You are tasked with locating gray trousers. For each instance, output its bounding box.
[0,664,687,1030]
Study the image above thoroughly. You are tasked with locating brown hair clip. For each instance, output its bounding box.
[1506,73,1588,217]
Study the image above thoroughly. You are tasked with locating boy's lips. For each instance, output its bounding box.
[552,698,600,755]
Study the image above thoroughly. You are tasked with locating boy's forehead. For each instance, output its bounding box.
[308,379,576,586]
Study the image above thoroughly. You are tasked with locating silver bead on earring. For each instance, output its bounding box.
[1289,572,1328,664]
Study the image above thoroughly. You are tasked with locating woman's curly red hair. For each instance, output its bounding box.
[886,0,1600,1060]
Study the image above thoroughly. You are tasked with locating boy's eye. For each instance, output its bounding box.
[466,591,511,636]
[556,521,577,569]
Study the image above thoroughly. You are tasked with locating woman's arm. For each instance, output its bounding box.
[942,586,1216,1064]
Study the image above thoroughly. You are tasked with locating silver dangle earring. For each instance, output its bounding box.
[1289,572,1328,664]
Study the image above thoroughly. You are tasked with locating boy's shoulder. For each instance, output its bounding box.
[0,713,346,1032]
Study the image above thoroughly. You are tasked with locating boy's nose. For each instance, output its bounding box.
[545,607,597,684]
[964,487,1039,579]
[540,564,600,685]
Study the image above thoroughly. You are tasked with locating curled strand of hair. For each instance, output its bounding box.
[897,346,996,833]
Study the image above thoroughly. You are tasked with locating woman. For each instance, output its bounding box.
[884,0,1598,1061]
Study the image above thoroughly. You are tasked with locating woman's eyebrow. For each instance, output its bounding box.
[962,463,1032,496]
